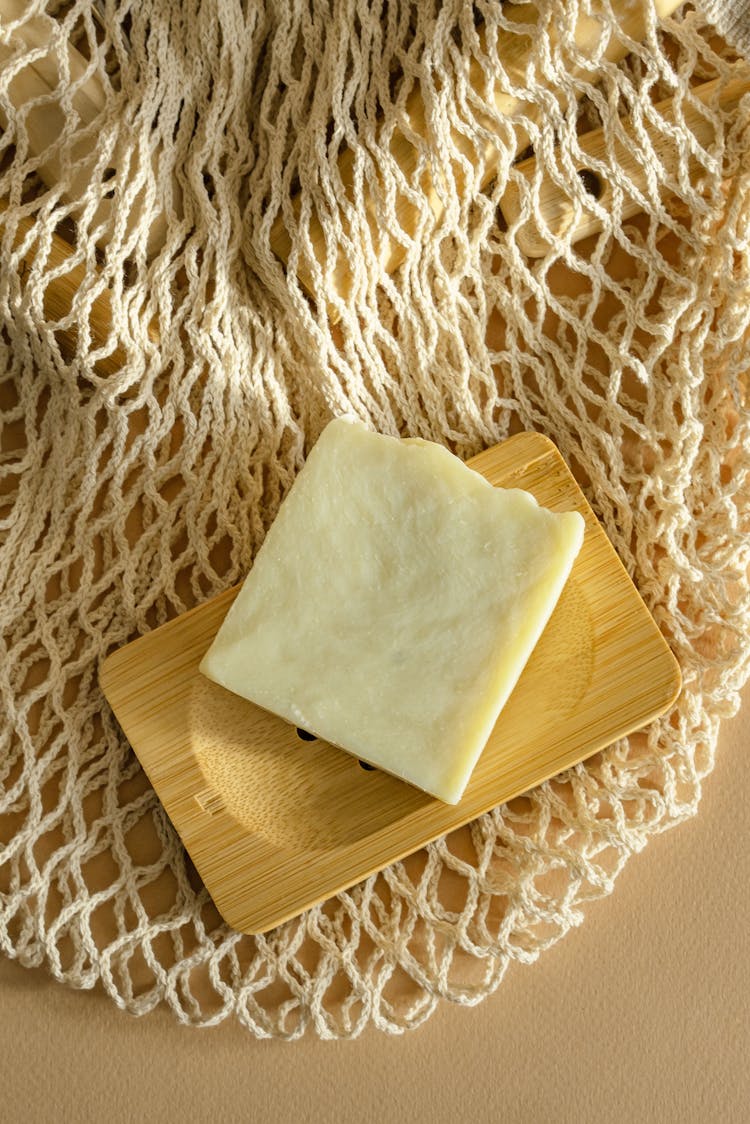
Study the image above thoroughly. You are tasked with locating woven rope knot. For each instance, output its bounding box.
[0,0,748,1037]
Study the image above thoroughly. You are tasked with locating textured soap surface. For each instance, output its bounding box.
[200,419,585,804]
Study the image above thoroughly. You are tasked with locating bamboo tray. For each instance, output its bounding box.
[99,432,681,934]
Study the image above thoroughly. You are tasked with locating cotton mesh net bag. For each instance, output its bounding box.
[1,0,749,1038]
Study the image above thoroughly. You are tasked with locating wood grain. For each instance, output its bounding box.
[99,432,681,935]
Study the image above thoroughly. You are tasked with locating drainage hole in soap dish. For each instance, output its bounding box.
[294,728,376,771]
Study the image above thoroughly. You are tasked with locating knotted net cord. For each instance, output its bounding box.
[0,0,748,1036]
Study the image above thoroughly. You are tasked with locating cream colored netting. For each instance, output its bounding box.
[1,0,749,1038]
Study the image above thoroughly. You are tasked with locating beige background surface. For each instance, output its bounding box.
[1,682,748,1124]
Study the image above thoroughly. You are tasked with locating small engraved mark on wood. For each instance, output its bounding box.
[195,788,225,815]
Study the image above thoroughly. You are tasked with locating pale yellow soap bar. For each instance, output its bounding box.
[200,419,585,804]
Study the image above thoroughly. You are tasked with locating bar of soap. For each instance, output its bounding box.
[200,419,585,804]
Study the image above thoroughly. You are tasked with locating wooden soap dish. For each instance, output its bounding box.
[99,433,681,934]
